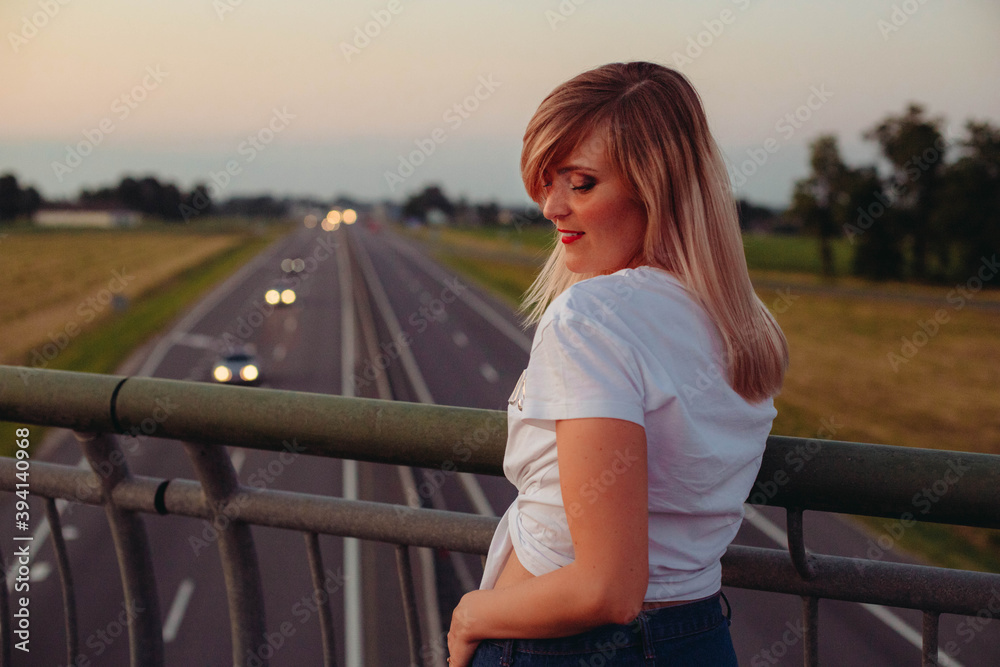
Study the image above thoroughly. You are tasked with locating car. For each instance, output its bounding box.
[280,257,306,274]
[264,279,297,306]
[211,348,262,385]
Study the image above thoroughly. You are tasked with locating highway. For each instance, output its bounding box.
[4,220,997,666]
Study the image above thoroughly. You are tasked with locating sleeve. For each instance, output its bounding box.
[519,311,646,430]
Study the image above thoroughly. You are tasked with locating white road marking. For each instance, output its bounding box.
[172,332,216,349]
[479,362,499,384]
[386,234,533,353]
[29,562,51,583]
[395,466,448,666]
[272,343,287,362]
[162,578,196,643]
[742,504,788,548]
[336,230,364,667]
[452,330,468,348]
[7,471,79,592]
[353,232,435,404]
[229,449,246,474]
[457,473,495,518]
[860,604,963,667]
[62,525,79,541]
[136,233,288,377]
[742,505,966,667]
[353,233,452,667]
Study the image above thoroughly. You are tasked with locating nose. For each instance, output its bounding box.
[542,184,569,222]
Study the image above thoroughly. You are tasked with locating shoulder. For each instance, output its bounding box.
[541,266,692,330]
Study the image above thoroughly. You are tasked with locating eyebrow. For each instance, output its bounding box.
[556,164,598,175]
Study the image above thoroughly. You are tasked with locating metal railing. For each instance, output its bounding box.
[0,364,998,666]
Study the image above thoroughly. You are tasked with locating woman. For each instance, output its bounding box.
[447,61,788,666]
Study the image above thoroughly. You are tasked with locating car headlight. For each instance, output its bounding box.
[265,289,281,305]
[240,364,259,382]
[281,289,296,304]
[213,366,232,382]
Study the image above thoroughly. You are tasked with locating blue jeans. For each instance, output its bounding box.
[469,593,736,666]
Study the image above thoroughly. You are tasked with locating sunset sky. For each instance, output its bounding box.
[2,0,998,208]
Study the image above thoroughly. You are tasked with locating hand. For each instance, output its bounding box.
[447,591,483,667]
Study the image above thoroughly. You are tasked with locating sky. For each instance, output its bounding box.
[1,0,998,209]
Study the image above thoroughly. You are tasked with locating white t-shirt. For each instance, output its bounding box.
[480,265,777,602]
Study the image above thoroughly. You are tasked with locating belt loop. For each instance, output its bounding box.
[720,591,733,624]
[500,638,513,666]
[636,611,656,664]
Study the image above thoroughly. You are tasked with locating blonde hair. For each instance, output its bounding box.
[520,62,787,402]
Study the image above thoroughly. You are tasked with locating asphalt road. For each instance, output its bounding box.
[4,220,997,666]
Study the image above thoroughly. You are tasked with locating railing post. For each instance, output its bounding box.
[395,545,425,667]
[0,542,11,667]
[304,532,338,667]
[44,497,79,665]
[76,431,164,667]
[787,508,817,580]
[802,595,819,666]
[181,441,268,667]
[922,611,940,667]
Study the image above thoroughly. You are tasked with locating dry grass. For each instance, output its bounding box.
[0,230,244,364]
[770,291,1000,456]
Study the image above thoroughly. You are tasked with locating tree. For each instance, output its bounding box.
[0,174,22,221]
[864,104,946,280]
[402,185,455,222]
[0,173,44,222]
[847,166,906,280]
[789,135,850,277]
[931,121,1000,280]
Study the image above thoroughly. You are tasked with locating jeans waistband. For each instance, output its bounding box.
[482,592,727,656]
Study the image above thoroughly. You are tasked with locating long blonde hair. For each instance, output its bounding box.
[520,61,787,402]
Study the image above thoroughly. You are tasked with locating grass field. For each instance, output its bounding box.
[405,223,1000,572]
[0,219,292,456]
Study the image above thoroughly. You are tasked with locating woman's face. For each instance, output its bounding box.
[540,133,647,274]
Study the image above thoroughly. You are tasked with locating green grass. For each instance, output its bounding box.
[409,224,858,277]
[853,516,1000,574]
[741,233,853,275]
[0,220,294,457]
[436,254,536,308]
[405,224,554,256]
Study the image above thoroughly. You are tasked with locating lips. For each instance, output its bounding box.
[557,229,584,245]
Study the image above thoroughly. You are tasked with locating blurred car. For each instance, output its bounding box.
[211,349,262,385]
[264,280,297,306]
[280,257,306,274]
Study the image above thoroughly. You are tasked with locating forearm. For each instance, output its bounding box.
[454,560,638,643]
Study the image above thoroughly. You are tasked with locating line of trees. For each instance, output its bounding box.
[0,174,42,221]
[790,104,999,282]
[79,176,212,221]
[0,173,302,222]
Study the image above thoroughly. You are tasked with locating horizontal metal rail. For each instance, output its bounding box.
[2,365,998,528]
[1,458,997,620]
[3,364,1000,667]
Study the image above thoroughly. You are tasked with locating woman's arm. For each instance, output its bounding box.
[447,417,649,664]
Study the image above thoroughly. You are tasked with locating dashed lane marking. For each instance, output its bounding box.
[742,505,965,667]
[162,578,196,643]
[479,362,499,384]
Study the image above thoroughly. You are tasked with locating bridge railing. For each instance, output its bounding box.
[0,365,997,667]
